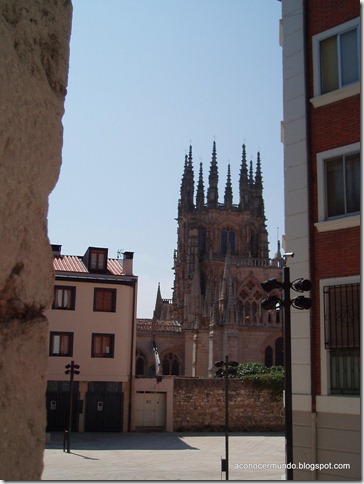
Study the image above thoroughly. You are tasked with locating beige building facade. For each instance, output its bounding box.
[45,245,137,432]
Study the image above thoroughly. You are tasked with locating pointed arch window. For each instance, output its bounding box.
[244,302,250,323]
[162,352,179,375]
[136,348,146,377]
[221,228,235,256]
[267,295,281,324]
[198,227,207,257]
[265,346,273,367]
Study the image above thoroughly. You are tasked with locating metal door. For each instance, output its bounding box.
[46,381,79,432]
[85,382,123,432]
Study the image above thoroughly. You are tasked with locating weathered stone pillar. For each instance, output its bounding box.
[0,1,72,479]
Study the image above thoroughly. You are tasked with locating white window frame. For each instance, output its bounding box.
[315,142,360,232]
[311,17,360,108]
[319,275,360,397]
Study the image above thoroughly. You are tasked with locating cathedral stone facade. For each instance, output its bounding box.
[136,142,283,378]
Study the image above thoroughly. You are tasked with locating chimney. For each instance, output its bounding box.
[51,244,62,257]
[122,251,134,275]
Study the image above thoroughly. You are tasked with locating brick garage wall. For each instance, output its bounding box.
[173,378,284,432]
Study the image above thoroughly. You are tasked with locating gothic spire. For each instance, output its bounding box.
[224,164,233,209]
[153,282,162,319]
[196,162,205,210]
[249,159,254,186]
[253,151,265,218]
[255,151,262,188]
[239,144,249,210]
[179,146,194,213]
[207,141,219,208]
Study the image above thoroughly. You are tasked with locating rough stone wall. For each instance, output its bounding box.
[0,1,72,480]
[173,378,284,432]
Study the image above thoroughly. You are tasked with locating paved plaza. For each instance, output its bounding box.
[42,432,285,480]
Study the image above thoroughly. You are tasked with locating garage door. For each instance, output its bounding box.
[135,392,166,430]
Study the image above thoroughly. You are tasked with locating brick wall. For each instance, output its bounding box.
[308,0,359,36]
[306,0,360,397]
[173,378,284,432]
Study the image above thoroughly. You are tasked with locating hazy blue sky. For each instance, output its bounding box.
[48,0,284,318]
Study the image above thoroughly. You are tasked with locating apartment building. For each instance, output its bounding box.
[281,0,360,479]
[44,245,137,432]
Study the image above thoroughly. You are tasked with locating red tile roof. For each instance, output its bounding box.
[53,255,87,273]
[107,259,124,276]
[53,255,124,275]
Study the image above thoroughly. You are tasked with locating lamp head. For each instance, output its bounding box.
[291,278,312,292]
[261,295,282,310]
[291,296,312,310]
[261,279,283,293]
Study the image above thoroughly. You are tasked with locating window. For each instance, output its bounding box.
[94,288,116,312]
[325,153,360,218]
[162,352,179,375]
[136,348,146,377]
[312,18,360,106]
[221,228,235,256]
[91,333,115,358]
[320,27,359,94]
[238,279,265,325]
[324,283,360,395]
[90,250,105,270]
[85,247,108,272]
[198,227,207,257]
[49,332,73,356]
[267,304,281,324]
[316,143,360,231]
[52,286,76,310]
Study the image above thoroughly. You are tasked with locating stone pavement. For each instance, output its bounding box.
[42,432,285,480]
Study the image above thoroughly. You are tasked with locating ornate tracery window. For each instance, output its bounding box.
[162,352,179,375]
[238,279,264,324]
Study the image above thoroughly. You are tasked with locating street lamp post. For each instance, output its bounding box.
[261,265,311,480]
[215,356,239,481]
[64,360,80,453]
[283,266,293,480]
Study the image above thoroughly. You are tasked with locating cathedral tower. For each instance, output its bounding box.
[173,142,283,376]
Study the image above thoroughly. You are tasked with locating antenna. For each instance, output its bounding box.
[116,249,124,260]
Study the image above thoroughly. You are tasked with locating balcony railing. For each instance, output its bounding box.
[175,253,282,268]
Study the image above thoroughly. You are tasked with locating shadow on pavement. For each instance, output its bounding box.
[69,451,100,460]
[45,432,200,451]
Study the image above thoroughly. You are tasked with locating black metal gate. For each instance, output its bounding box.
[46,381,79,432]
[85,382,123,432]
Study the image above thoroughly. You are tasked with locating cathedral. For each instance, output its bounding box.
[136,142,283,378]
